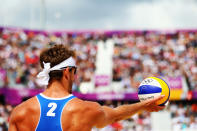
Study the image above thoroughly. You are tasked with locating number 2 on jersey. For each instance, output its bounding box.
[47,103,57,117]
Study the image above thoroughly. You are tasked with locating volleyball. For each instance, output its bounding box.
[138,77,170,106]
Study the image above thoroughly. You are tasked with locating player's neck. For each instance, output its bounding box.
[43,80,71,98]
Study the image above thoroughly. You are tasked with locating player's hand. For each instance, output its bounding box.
[141,95,166,112]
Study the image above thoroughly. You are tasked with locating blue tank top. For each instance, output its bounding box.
[36,94,76,131]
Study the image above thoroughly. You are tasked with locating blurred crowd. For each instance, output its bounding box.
[0,28,197,93]
[0,28,97,89]
[170,102,197,131]
[112,31,197,91]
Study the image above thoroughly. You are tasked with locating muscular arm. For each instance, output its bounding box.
[94,95,165,128]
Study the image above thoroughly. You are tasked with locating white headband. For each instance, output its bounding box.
[36,57,76,86]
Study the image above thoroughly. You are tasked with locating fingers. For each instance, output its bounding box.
[154,95,165,101]
[144,95,165,105]
[146,105,165,112]
[156,105,165,110]
[147,95,165,105]
[142,95,166,112]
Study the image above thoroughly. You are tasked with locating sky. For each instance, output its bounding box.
[0,0,197,30]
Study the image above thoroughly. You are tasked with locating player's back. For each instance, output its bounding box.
[9,94,101,131]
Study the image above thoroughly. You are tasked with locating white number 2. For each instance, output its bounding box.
[47,103,57,117]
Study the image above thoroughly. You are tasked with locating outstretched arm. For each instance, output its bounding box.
[94,95,165,128]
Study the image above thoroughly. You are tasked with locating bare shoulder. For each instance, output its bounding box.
[68,98,100,109]
[10,96,39,123]
[67,98,104,116]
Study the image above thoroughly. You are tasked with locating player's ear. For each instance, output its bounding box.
[63,68,69,80]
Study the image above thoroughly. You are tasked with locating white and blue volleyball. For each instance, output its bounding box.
[138,77,170,106]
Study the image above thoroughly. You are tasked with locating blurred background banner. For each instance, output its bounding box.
[167,77,182,89]
[95,75,110,87]
[166,76,184,100]
[0,88,140,105]
[192,91,197,100]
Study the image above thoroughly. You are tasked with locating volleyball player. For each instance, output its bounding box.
[9,45,165,131]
